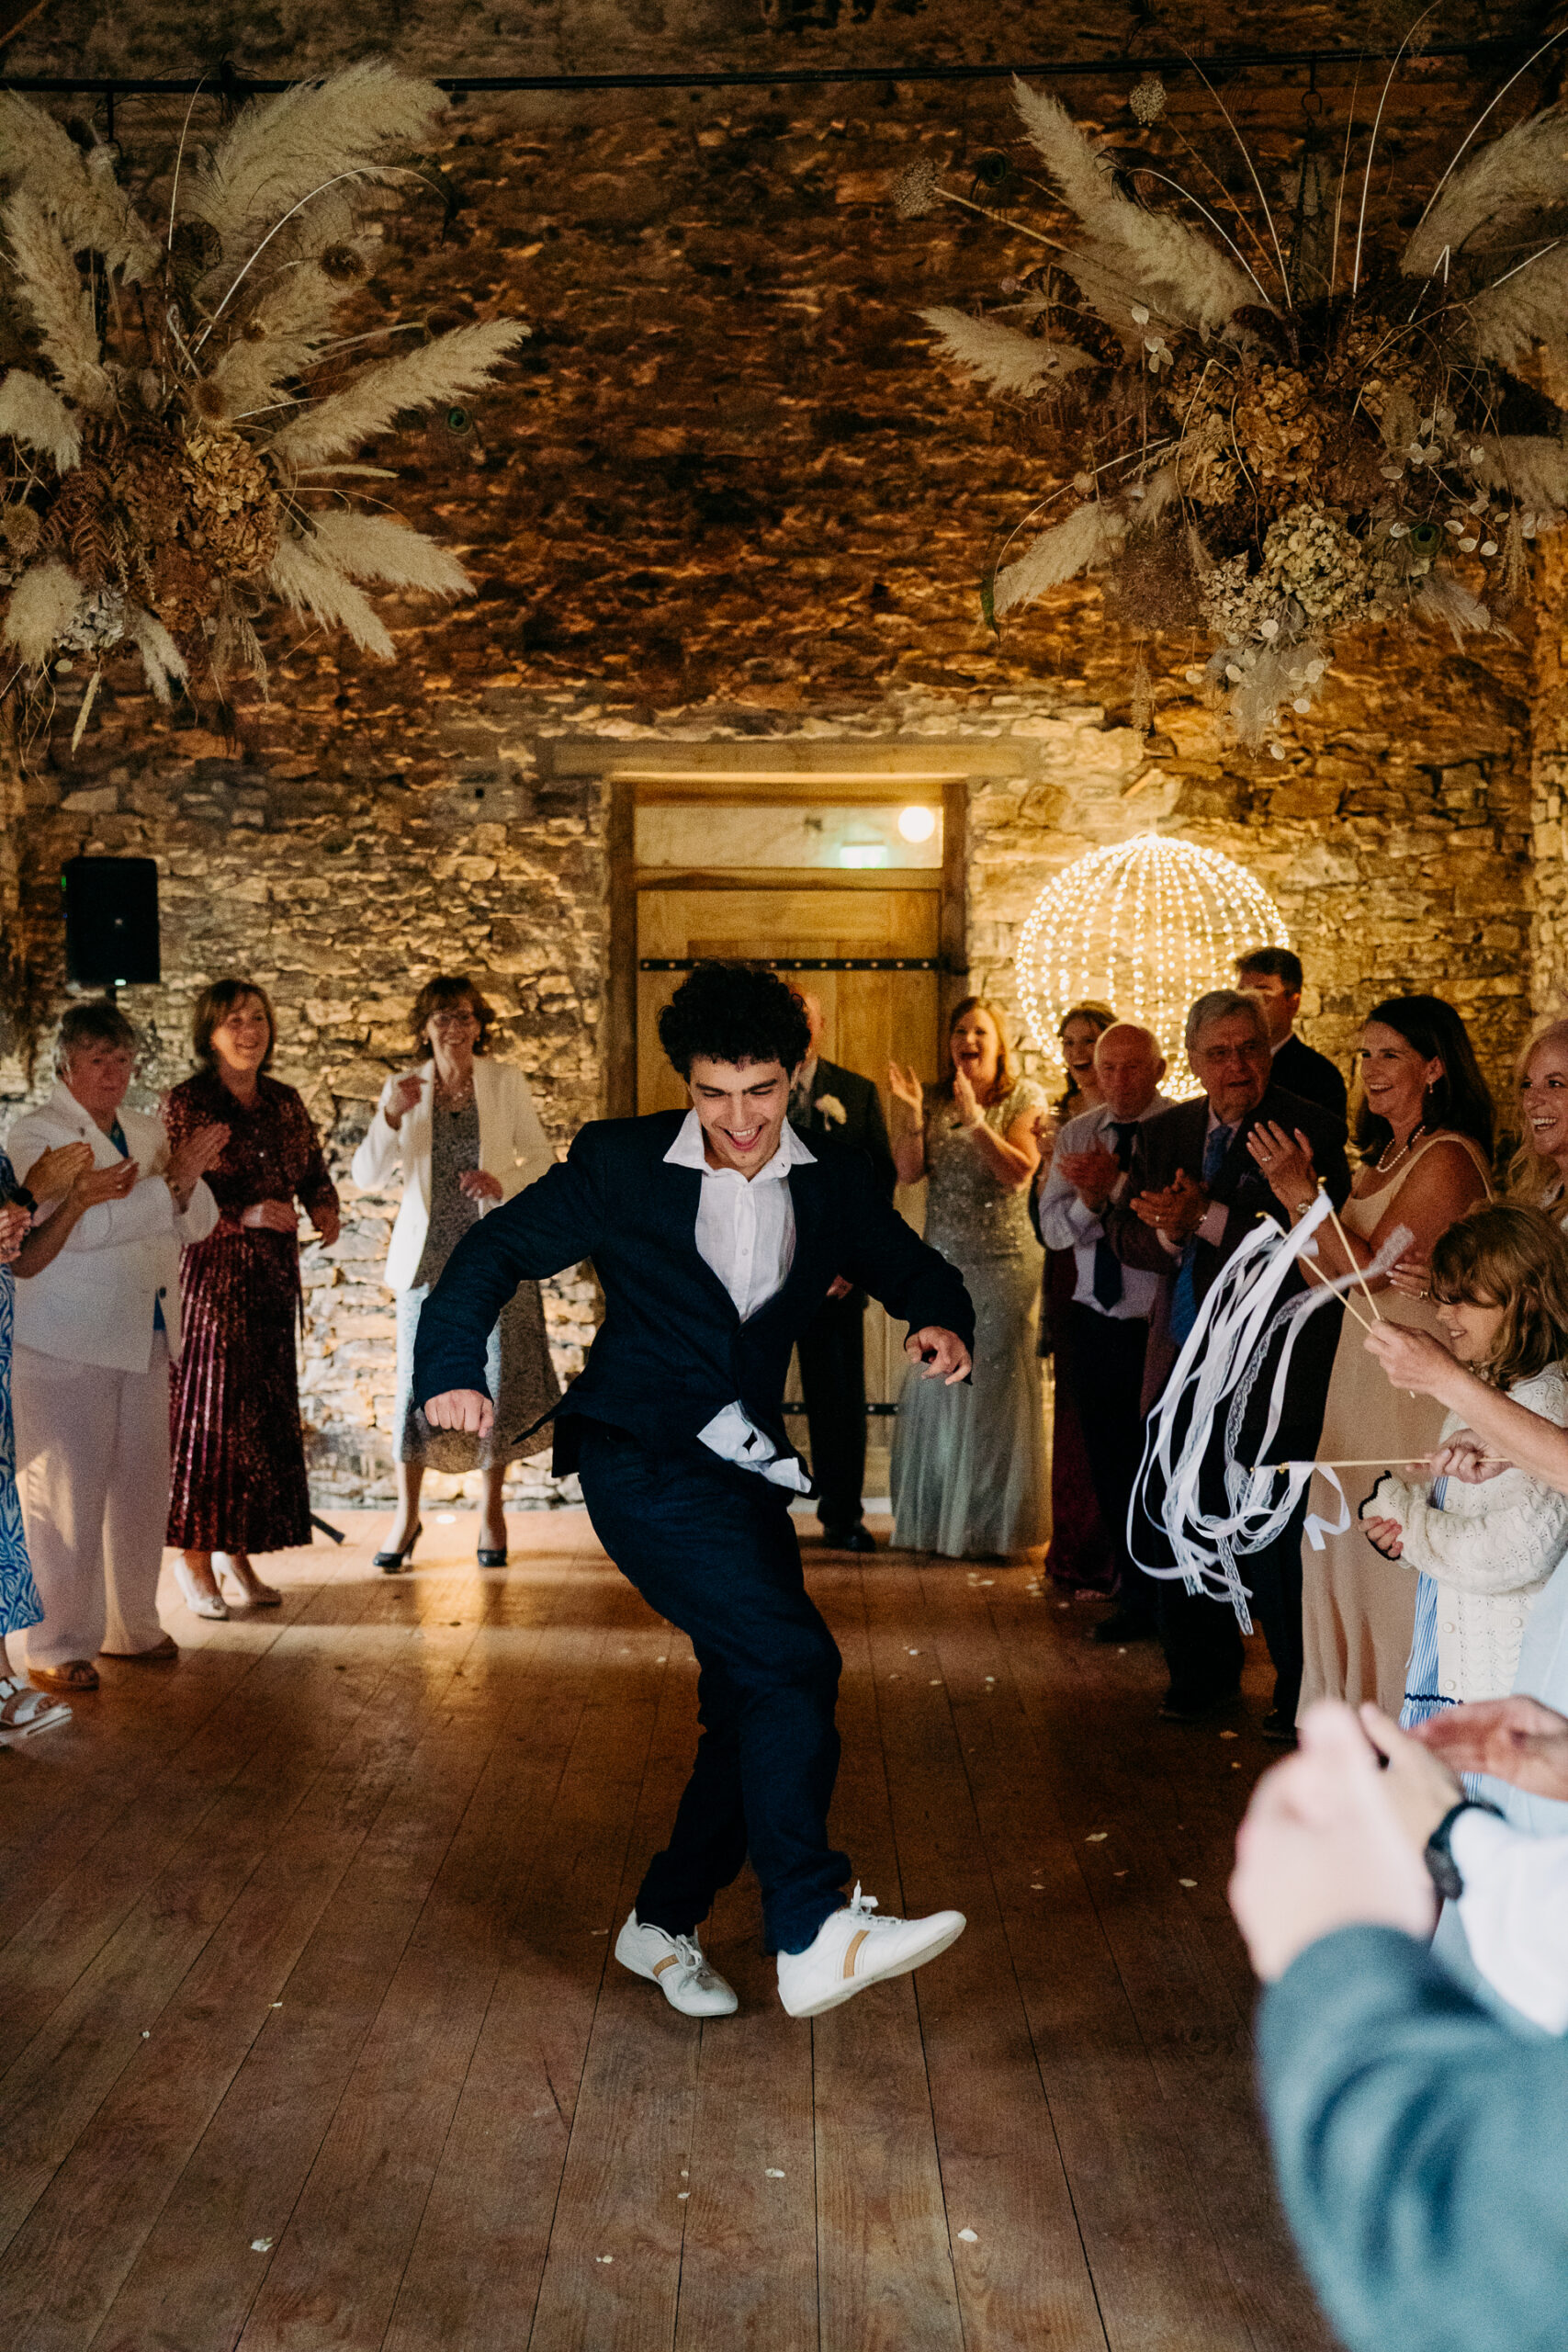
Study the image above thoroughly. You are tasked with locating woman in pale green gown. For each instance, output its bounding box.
[889,998,1048,1558]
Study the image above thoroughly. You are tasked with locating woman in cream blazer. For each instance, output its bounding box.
[352,976,558,1569]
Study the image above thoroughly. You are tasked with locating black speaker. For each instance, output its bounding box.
[62,856,161,988]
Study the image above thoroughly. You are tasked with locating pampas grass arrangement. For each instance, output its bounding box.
[0,60,527,721]
[897,61,1568,751]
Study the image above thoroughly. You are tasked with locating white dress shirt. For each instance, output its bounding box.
[663,1108,815,1490]
[1451,1808,1568,2034]
[1035,1095,1172,1318]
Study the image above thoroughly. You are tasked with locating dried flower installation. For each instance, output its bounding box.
[0,62,526,734]
[897,53,1568,752]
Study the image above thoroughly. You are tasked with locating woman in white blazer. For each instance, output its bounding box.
[351,976,559,1568]
[6,999,225,1691]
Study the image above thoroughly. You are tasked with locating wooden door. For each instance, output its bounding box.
[635,886,944,1456]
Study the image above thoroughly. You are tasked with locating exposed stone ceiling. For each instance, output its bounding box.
[0,1,1560,732]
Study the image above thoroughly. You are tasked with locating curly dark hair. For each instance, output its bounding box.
[657,961,811,1080]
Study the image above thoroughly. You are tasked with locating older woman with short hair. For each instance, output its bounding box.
[352,975,558,1568]
[164,978,340,1615]
[6,999,224,1690]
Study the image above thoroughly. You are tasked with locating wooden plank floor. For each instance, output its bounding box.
[0,1509,1337,2352]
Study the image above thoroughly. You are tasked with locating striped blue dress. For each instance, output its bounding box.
[1397,1473,1450,1735]
[0,1149,42,1642]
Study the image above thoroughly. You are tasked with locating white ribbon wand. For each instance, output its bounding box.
[1128,1198,1414,1629]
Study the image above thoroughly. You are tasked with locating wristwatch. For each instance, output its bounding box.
[1423,1797,1505,1901]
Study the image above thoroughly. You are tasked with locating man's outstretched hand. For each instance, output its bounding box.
[1414,1694,1568,1798]
[423,1388,495,1437]
[905,1328,972,1385]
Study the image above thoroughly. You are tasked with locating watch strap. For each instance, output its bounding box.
[1423,1797,1505,1902]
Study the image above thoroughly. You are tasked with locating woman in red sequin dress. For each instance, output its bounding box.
[164,980,340,1612]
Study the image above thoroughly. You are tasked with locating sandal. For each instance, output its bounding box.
[0,1677,72,1741]
[28,1657,98,1693]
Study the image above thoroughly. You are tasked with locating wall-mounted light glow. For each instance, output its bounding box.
[897,804,938,843]
[1016,831,1291,1080]
[840,842,889,868]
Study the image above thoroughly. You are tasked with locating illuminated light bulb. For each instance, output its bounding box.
[897,804,938,843]
[1015,831,1290,1090]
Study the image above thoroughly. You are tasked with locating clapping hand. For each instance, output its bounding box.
[888,1063,924,1118]
[73,1158,138,1210]
[1057,1144,1121,1211]
[1133,1167,1208,1243]
[22,1141,93,1203]
[0,1202,29,1263]
[1246,1119,1316,1207]
[1386,1242,1431,1300]
[1413,1693,1568,1798]
[385,1072,424,1131]
[167,1122,229,1208]
[951,1066,980,1129]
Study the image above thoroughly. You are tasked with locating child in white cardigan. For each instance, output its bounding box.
[1360,1204,1568,1732]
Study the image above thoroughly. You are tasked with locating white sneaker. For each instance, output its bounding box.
[615,1912,739,2018]
[776,1883,966,2018]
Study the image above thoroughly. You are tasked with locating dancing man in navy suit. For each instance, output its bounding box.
[415,962,975,2021]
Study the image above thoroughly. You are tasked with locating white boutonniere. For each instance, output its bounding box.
[815,1094,848,1125]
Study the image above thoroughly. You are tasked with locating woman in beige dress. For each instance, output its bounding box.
[1247,994,1494,1715]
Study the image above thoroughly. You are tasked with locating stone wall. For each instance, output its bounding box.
[0,61,1551,1504]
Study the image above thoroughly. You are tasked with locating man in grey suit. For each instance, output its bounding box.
[1233,1700,1568,2352]
[787,993,897,1552]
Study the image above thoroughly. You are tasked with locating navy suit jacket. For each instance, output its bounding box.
[791,1057,897,1200]
[1272,1031,1348,1121]
[412,1109,974,1475]
[1259,1925,1568,2352]
[1104,1080,1351,1413]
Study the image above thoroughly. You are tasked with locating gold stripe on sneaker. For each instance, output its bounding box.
[653,1955,678,1976]
[843,1928,870,1979]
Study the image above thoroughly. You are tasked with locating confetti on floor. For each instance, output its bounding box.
[251,2239,273,2253]
[1179,1878,1197,1888]
[1085,1832,1108,1844]
[957,2228,979,2243]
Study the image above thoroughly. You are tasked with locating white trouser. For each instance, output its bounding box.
[12,1337,172,1668]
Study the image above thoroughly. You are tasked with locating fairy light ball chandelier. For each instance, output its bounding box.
[1016,832,1291,1081]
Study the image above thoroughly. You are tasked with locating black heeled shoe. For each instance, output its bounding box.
[373,1521,422,1574]
[477,1537,508,1567]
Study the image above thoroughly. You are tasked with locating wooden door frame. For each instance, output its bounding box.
[604,767,972,1118]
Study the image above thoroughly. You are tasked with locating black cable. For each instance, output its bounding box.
[0,39,1524,103]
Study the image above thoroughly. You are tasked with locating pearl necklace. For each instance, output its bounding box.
[1373,1120,1427,1176]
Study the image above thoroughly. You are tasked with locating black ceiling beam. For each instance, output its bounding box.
[0,39,1528,100]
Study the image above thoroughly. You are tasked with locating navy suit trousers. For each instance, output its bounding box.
[576,1421,851,1954]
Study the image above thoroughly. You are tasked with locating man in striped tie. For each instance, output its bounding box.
[1105,990,1351,1730]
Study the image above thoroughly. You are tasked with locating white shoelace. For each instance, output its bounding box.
[673,1933,719,1985]
[848,1883,903,1928]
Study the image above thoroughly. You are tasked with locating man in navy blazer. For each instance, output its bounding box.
[416,962,974,2022]
[1106,989,1352,1731]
